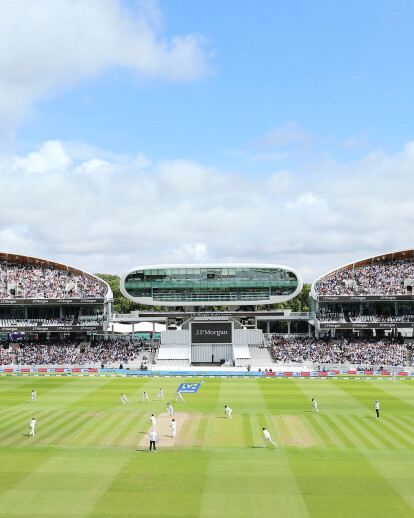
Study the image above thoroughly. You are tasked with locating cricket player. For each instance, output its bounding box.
[392,371,396,383]
[262,427,278,448]
[375,400,380,419]
[224,405,232,419]
[156,388,164,401]
[171,419,177,438]
[167,403,174,416]
[312,398,319,413]
[29,417,37,436]
[149,429,158,452]
[175,389,185,403]
[31,390,37,403]
[121,394,132,404]
[150,414,157,429]
[142,391,150,402]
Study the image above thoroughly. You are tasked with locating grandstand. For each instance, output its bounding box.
[0,252,112,338]
[311,249,414,338]
[0,251,413,370]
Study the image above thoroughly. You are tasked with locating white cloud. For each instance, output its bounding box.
[262,122,313,148]
[0,0,210,134]
[0,139,412,283]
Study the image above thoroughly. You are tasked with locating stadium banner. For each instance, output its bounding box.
[381,371,391,375]
[266,371,276,376]
[177,382,201,393]
[364,371,374,375]
[0,298,104,305]
[319,295,414,302]
[319,322,414,329]
[191,322,232,344]
[0,325,103,332]
[398,372,408,375]
[301,371,310,376]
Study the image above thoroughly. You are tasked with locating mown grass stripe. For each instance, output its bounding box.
[0,409,51,439]
[242,412,254,447]
[98,412,132,446]
[336,415,378,450]
[378,417,414,448]
[354,416,401,450]
[82,413,123,446]
[386,414,414,436]
[64,413,110,446]
[303,416,337,449]
[0,408,41,433]
[120,414,149,447]
[347,416,387,450]
[105,413,142,447]
[1,410,58,446]
[48,413,100,446]
[0,406,30,424]
[323,415,358,449]
[195,413,209,444]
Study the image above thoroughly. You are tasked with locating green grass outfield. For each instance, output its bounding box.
[0,376,413,518]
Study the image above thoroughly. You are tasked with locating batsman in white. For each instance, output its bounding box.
[224,405,232,419]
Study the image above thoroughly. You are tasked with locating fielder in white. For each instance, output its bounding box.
[121,394,132,404]
[262,427,278,448]
[167,403,175,416]
[312,398,319,413]
[224,405,232,419]
[150,414,157,429]
[375,400,380,419]
[29,417,37,436]
[175,389,186,403]
[156,388,164,401]
[142,391,150,402]
[171,419,177,438]
[31,390,37,403]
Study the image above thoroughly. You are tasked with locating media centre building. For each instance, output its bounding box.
[119,264,303,365]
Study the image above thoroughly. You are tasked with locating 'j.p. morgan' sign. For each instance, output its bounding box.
[191,322,232,344]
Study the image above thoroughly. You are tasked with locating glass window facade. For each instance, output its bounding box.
[124,267,298,303]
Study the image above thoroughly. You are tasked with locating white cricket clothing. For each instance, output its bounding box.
[143,392,150,402]
[225,407,232,419]
[149,430,158,441]
[31,391,37,402]
[171,421,177,437]
[175,391,185,402]
[167,405,175,416]
[312,400,319,412]
[263,429,278,447]
[121,395,131,404]
[151,416,157,428]
[156,390,164,401]
[375,401,379,410]
[29,419,37,436]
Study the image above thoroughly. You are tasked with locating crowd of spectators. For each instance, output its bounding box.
[9,338,152,366]
[15,343,79,364]
[0,317,75,326]
[316,312,345,322]
[0,265,107,299]
[315,259,414,296]
[77,338,150,365]
[0,347,13,364]
[348,314,414,323]
[270,336,407,366]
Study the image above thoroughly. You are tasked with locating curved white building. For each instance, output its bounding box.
[120,263,303,307]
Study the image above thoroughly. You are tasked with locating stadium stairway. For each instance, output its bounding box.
[247,345,275,368]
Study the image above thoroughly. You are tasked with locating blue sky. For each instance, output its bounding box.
[1,0,413,281]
